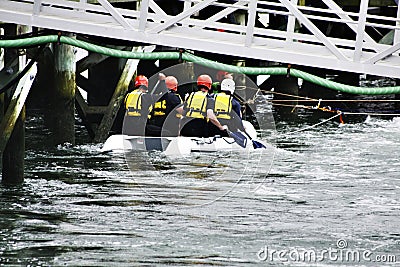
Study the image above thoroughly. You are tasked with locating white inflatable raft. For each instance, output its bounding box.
[101,121,266,156]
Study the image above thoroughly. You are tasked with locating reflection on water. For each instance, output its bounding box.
[1,114,400,266]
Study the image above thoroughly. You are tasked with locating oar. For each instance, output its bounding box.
[243,130,266,149]
[227,130,247,148]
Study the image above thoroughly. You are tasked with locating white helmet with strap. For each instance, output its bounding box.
[221,78,235,94]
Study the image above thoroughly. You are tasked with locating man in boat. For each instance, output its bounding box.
[211,70,233,95]
[180,74,227,137]
[123,75,154,136]
[147,75,183,137]
[209,78,245,137]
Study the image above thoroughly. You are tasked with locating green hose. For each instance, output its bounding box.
[1,35,399,95]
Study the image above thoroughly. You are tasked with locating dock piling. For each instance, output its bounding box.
[1,25,29,185]
[49,33,76,146]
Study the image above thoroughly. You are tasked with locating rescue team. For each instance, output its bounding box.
[124,73,245,138]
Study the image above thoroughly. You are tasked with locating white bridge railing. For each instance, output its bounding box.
[0,0,400,78]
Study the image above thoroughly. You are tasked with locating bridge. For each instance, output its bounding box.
[0,0,400,79]
[0,0,400,78]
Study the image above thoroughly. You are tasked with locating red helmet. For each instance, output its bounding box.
[165,76,178,91]
[134,75,148,88]
[197,74,212,90]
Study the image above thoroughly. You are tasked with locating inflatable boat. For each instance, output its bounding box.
[101,121,266,156]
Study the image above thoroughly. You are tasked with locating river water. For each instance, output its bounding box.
[1,102,400,266]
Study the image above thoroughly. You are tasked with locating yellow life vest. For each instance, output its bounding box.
[185,91,208,119]
[125,90,143,116]
[214,92,232,120]
[125,89,153,118]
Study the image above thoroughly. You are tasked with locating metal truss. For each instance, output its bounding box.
[1,0,400,78]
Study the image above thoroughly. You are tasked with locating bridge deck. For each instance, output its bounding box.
[1,0,400,78]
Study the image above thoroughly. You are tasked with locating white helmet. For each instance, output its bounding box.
[221,78,235,94]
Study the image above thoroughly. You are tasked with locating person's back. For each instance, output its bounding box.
[180,74,227,137]
[123,75,154,136]
[147,76,183,136]
[209,78,244,137]
[181,90,210,137]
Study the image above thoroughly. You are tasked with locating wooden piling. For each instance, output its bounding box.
[1,24,28,185]
[175,61,195,99]
[29,46,54,110]
[233,59,251,118]
[0,37,4,171]
[0,91,3,171]
[50,33,76,145]
[93,47,143,142]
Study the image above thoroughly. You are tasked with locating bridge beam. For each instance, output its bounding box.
[1,0,400,79]
[354,0,369,62]
[333,0,396,6]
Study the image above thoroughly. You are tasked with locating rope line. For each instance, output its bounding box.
[262,90,319,101]
[271,99,400,102]
[272,102,400,117]
[279,113,342,136]
[342,111,400,116]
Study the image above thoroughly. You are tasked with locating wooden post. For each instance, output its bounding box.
[0,97,2,171]
[0,27,4,171]
[1,24,28,185]
[50,33,76,145]
[175,61,195,99]
[0,64,37,156]
[233,59,251,119]
[93,47,143,142]
[30,46,54,110]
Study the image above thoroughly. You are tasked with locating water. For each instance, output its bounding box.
[1,111,400,266]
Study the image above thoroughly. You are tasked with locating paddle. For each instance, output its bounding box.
[243,130,266,149]
[227,130,247,148]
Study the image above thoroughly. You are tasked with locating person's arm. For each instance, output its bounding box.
[171,94,183,114]
[206,97,227,130]
[207,109,227,131]
[175,105,184,115]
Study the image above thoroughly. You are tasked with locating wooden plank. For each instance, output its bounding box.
[97,0,134,29]
[0,63,37,154]
[93,46,144,142]
[76,53,109,74]
[76,73,91,92]
[75,88,95,139]
[87,106,109,114]
[75,87,88,117]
